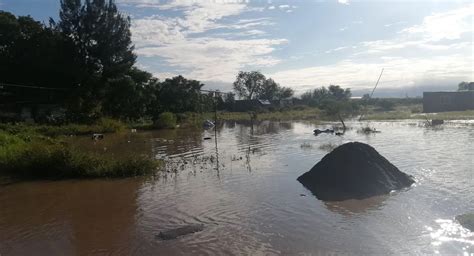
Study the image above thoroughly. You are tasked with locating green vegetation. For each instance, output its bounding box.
[0,130,160,179]
[0,3,217,124]
[0,118,126,137]
[154,112,177,129]
[233,71,294,100]
[214,108,322,121]
[363,105,474,120]
[458,81,474,91]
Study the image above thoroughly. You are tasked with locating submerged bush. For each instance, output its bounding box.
[0,131,160,179]
[154,112,177,129]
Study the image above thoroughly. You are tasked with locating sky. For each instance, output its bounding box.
[1,0,473,97]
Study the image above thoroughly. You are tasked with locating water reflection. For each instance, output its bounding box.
[426,219,474,253]
[0,179,141,255]
[323,195,388,215]
[1,120,473,255]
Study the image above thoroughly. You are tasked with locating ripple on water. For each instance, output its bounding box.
[1,120,473,255]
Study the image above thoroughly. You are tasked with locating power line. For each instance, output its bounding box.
[359,68,384,122]
[0,82,68,91]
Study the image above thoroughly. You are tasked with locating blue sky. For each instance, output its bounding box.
[1,0,473,96]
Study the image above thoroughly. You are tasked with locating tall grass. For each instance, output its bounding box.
[154,112,177,129]
[199,108,323,122]
[0,131,160,179]
[0,118,126,137]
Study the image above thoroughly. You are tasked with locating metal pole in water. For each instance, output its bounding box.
[214,92,219,174]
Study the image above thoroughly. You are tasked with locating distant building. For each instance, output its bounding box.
[423,91,474,113]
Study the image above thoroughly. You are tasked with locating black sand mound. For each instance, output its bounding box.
[456,213,474,232]
[297,142,414,201]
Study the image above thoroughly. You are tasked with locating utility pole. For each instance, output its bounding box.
[359,68,384,122]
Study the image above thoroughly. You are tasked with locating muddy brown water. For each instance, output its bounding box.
[1,120,473,255]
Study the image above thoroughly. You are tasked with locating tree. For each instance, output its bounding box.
[0,11,81,105]
[58,0,136,81]
[154,75,206,115]
[56,0,137,121]
[233,71,266,99]
[301,85,351,107]
[224,92,235,104]
[233,71,293,100]
[102,67,159,120]
[259,78,279,100]
[458,81,474,91]
[328,85,351,100]
[259,78,294,100]
[276,87,294,100]
[362,93,371,101]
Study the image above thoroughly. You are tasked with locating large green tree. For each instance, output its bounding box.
[154,75,207,115]
[233,71,293,100]
[102,68,159,121]
[0,11,80,104]
[233,71,266,100]
[59,0,136,81]
[302,85,351,106]
[57,0,137,121]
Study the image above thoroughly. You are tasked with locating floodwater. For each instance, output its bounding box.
[1,120,473,255]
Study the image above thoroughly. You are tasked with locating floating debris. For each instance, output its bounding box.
[313,129,334,135]
[156,224,204,240]
[358,126,381,134]
[91,133,104,140]
[431,119,444,126]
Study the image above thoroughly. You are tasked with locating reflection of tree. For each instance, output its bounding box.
[233,120,293,136]
[148,129,204,158]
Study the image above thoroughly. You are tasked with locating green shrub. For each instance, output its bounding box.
[154,112,177,129]
[95,118,126,133]
[0,118,126,137]
[0,131,160,179]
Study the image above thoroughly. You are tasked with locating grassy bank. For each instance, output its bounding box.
[0,118,127,137]
[139,107,474,128]
[212,108,323,121]
[0,130,161,179]
[363,108,474,120]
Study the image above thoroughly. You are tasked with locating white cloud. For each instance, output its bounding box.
[272,4,473,93]
[338,0,349,5]
[126,0,473,94]
[268,5,275,10]
[132,16,185,47]
[325,46,350,54]
[129,0,287,82]
[384,21,407,27]
[137,38,287,81]
[400,4,473,41]
[270,54,473,93]
[277,4,297,11]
